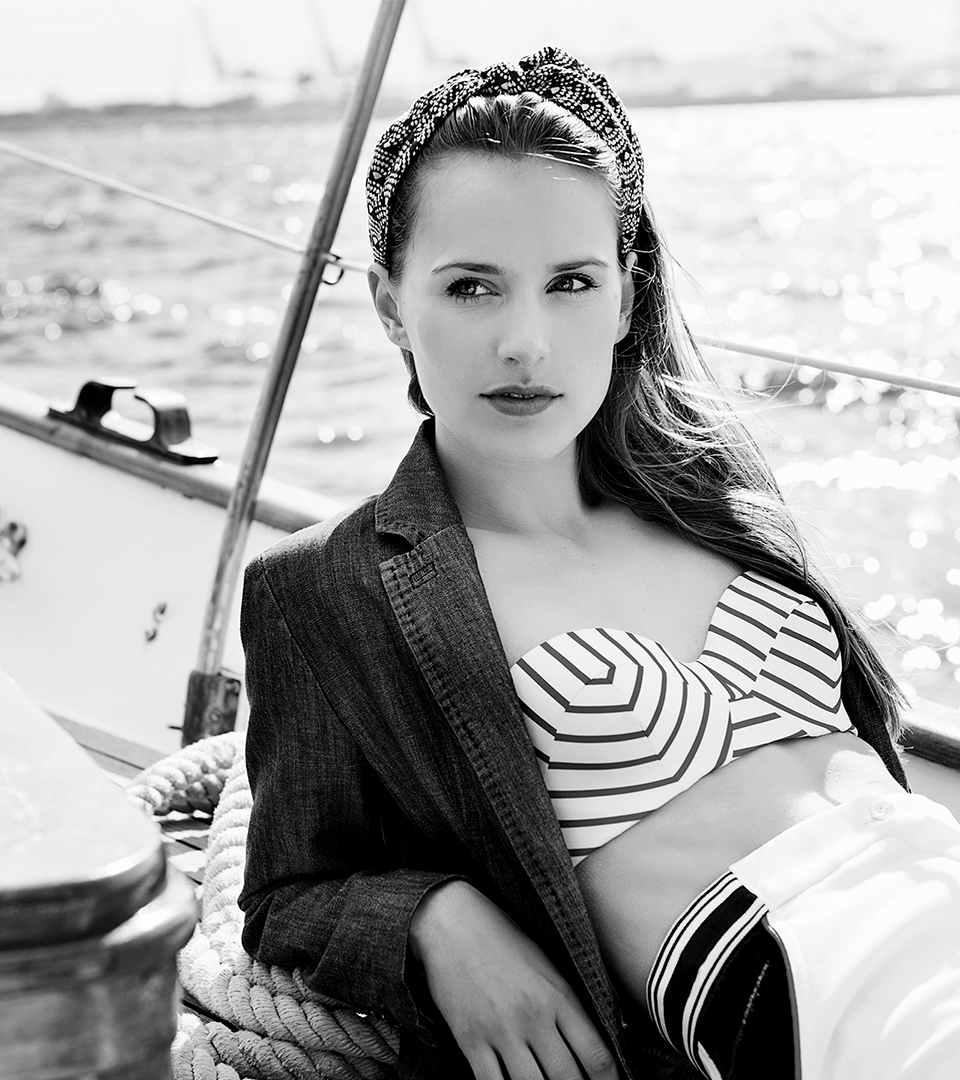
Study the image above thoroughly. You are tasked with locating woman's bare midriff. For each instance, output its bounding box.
[573,730,903,1006]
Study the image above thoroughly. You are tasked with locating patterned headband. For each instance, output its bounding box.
[365,45,644,266]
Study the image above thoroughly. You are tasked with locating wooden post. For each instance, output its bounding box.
[182,0,407,745]
[0,670,197,1077]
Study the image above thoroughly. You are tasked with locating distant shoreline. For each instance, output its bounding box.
[1,83,959,131]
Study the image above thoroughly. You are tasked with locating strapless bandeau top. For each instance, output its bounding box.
[509,570,854,865]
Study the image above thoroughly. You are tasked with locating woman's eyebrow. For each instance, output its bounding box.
[431,258,610,276]
[431,261,501,276]
[552,258,610,272]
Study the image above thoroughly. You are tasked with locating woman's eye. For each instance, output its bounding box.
[446,278,493,301]
[551,274,598,295]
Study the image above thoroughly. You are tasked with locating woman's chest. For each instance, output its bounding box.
[470,525,740,668]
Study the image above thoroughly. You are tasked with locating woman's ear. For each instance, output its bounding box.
[367,263,410,349]
[616,251,638,342]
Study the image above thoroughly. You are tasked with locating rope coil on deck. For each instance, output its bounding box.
[125,733,401,1080]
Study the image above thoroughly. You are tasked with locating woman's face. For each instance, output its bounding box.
[370,152,635,469]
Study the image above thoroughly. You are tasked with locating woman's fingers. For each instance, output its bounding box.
[554,1001,622,1080]
[500,1040,587,1080]
[489,1010,622,1080]
[468,1013,621,1080]
[466,1046,508,1080]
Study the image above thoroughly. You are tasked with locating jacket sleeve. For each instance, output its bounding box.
[237,555,462,1040]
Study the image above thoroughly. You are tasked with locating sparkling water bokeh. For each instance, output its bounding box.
[1,95,958,709]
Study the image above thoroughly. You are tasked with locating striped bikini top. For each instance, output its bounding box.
[510,570,854,865]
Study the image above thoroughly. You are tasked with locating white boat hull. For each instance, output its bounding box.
[0,383,342,753]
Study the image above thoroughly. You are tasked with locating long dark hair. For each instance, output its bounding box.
[382,92,906,771]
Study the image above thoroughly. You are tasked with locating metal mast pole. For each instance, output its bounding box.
[182,0,406,744]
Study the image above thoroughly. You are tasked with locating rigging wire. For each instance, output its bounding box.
[697,337,960,400]
[0,137,366,273]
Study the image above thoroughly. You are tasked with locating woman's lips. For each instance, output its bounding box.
[482,387,559,416]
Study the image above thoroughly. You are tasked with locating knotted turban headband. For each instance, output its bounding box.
[365,45,644,266]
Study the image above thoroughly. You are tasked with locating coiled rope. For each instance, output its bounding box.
[125,733,401,1080]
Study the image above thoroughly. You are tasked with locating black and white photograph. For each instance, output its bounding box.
[2,2,960,1077]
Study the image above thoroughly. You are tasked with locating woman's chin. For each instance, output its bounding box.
[435,412,590,467]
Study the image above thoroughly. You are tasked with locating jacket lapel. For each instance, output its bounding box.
[376,423,622,1024]
[381,523,571,875]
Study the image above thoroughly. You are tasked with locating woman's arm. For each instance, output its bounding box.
[238,556,463,1039]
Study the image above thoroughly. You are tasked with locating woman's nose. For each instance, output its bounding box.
[496,295,548,367]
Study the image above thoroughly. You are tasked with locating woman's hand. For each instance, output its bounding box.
[409,880,622,1080]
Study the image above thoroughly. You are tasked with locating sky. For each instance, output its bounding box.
[0,0,958,113]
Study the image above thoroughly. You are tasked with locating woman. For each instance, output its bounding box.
[238,48,960,1080]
